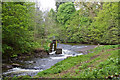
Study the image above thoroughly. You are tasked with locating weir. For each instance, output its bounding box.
[49,40,62,54]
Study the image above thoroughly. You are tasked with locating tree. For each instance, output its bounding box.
[56,2,119,44]
[65,10,91,43]
[55,2,65,11]
[2,2,39,58]
[74,2,103,19]
[57,2,76,25]
[89,2,119,44]
[43,9,61,40]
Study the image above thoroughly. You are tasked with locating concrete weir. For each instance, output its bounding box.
[55,48,62,54]
[49,40,62,54]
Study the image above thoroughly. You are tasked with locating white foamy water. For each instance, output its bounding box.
[50,54,73,60]
[49,51,56,55]
[3,68,42,75]
[74,53,83,56]
[62,49,71,54]
[50,49,83,60]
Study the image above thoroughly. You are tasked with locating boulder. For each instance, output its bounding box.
[12,63,21,67]
[55,48,62,54]
[28,61,36,64]
[2,64,13,69]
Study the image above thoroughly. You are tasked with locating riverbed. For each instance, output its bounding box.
[2,43,97,77]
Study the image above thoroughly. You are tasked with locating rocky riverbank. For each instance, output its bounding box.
[2,48,49,72]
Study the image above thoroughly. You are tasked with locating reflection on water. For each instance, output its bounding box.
[3,43,96,77]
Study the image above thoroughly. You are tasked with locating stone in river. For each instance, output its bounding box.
[28,61,36,64]
[12,63,21,67]
[2,64,13,69]
[55,48,62,54]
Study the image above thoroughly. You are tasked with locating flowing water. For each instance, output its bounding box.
[2,43,97,77]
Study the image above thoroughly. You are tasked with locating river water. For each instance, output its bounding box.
[2,43,97,77]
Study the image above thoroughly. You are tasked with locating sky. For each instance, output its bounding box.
[35,0,56,12]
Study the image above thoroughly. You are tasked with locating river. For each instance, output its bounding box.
[2,43,97,77]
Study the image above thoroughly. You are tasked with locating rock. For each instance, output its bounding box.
[34,48,49,57]
[28,61,36,64]
[2,64,13,69]
[12,63,21,67]
[55,48,62,54]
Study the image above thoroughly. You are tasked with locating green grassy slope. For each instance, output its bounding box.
[34,45,119,79]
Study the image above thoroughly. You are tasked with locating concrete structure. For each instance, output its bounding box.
[55,48,62,54]
[49,40,62,54]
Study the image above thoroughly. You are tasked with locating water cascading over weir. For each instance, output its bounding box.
[49,40,62,54]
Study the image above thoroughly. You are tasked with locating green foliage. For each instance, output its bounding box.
[78,57,119,78]
[89,2,119,44]
[11,54,17,58]
[2,2,39,57]
[43,45,50,52]
[65,10,92,43]
[55,2,65,11]
[56,2,119,44]
[42,40,51,52]
[2,2,118,59]
[57,2,76,24]
[34,10,45,40]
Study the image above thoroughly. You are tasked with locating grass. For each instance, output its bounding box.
[33,45,119,78]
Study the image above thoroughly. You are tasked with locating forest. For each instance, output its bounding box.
[1,1,120,79]
[2,1,119,58]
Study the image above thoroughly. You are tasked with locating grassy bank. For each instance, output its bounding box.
[35,45,119,78]
[3,45,119,79]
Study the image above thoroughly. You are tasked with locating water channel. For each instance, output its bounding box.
[2,43,97,77]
